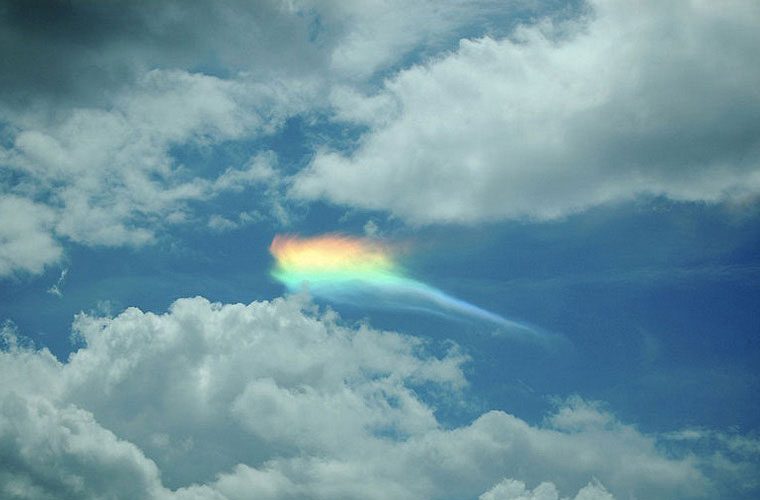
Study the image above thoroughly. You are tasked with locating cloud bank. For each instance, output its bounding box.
[1,295,756,499]
[293,0,760,223]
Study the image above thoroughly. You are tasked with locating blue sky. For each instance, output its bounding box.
[1,1,759,499]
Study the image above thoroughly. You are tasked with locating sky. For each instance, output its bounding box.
[0,1,759,499]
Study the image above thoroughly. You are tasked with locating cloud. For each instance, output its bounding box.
[363,219,380,237]
[0,71,301,275]
[292,0,760,223]
[479,478,614,500]
[0,1,322,276]
[0,295,753,498]
[0,0,324,111]
[3,70,300,247]
[0,195,61,277]
[0,0,515,110]
[662,428,760,496]
[0,394,168,500]
[309,0,524,79]
[46,267,68,297]
[0,0,533,276]
[207,215,242,232]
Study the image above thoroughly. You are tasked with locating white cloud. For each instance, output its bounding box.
[479,478,614,500]
[58,295,466,491]
[0,195,61,277]
[292,0,760,223]
[0,0,518,276]
[0,1,559,276]
[307,0,518,79]
[207,214,239,232]
[0,71,306,275]
[207,211,268,232]
[46,267,68,297]
[3,70,302,248]
[0,1,335,275]
[0,294,752,499]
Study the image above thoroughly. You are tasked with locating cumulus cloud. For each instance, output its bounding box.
[0,394,168,500]
[0,195,61,276]
[0,295,753,499]
[292,0,760,223]
[0,1,311,275]
[0,68,304,277]
[2,70,302,248]
[479,478,614,500]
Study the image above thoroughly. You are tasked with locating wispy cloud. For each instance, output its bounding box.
[46,267,68,297]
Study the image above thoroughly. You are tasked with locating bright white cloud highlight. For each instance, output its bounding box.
[0,195,61,276]
[293,0,760,223]
[1,296,752,499]
[479,478,614,500]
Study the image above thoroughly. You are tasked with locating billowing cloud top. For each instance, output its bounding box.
[2,295,745,499]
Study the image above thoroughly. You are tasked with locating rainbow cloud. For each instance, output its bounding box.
[269,234,537,335]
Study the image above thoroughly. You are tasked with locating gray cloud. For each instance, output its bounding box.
[0,0,520,111]
[0,394,168,500]
[0,0,325,111]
